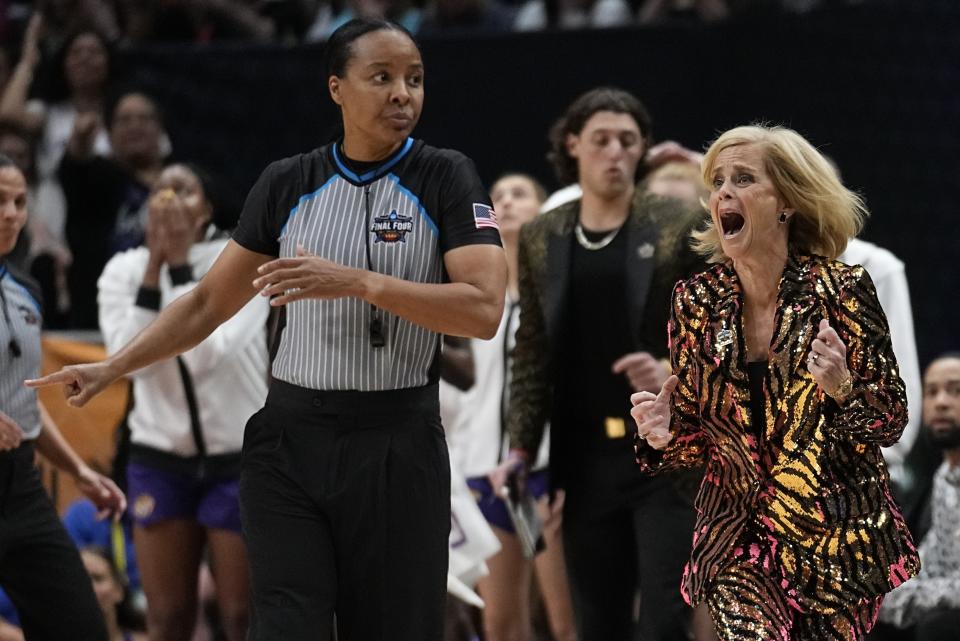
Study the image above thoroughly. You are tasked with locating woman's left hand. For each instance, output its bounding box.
[75,465,127,520]
[253,245,365,306]
[807,318,851,397]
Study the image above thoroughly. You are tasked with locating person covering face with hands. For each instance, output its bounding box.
[632,125,918,641]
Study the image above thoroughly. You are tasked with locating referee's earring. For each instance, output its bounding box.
[778,211,789,224]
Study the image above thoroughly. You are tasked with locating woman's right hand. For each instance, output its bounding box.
[25,362,117,408]
[630,375,678,450]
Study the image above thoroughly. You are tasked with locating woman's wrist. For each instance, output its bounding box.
[829,371,854,404]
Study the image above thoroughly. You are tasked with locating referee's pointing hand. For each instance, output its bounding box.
[254,245,367,306]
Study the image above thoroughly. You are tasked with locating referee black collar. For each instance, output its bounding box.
[331,137,415,185]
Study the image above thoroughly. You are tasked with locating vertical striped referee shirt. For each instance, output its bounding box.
[0,263,42,439]
[232,138,502,392]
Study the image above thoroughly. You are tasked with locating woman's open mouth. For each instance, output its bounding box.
[720,211,745,239]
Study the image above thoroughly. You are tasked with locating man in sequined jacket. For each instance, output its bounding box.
[497,87,706,641]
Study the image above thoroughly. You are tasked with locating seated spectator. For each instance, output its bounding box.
[64,497,143,612]
[514,0,631,30]
[878,353,960,640]
[418,0,517,37]
[643,159,708,204]
[117,0,276,43]
[0,18,112,298]
[59,90,168,328]
[637,0,729,25]
[306,0,422,41]
[80,546,147,641]
[30,0,121,52]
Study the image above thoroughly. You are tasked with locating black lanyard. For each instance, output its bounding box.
[0,267,21,358]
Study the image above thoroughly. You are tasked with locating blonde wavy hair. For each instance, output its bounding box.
[692,125,867,263]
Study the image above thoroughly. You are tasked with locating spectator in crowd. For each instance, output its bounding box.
[96,162,267,641]
[0,151,126,641]
[419,0,517,37]
[80,545,147,641]
[31,0,121,51]
[117,0,276,43]
[878,352,960,640]
[643,159,709,205]
[495,87,704,641]
[637,0,730,24]
[64,494,143,615]
[0,19,114,299]
[632,124,918,640]
[445,172,577,641]
[306,0,422,41]
[514,0,631,30]
[59,90,168,328]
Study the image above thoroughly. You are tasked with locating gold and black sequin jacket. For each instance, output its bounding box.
[637,251,920,612]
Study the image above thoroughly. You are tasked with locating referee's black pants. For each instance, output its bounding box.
[240,381,450,641]
[0,442,107,641]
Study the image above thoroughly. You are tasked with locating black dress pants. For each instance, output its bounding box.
[240,381,450,641]
[0,443,107,641]
[560,450,696,641]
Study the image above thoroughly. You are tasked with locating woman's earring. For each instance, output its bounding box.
[779,212,788,224]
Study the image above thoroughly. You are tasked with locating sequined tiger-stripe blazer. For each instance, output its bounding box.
[636,251,920,614]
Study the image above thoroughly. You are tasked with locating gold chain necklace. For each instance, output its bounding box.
[574,222,620,250]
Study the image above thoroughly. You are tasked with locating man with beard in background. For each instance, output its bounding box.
[878,352,960,640]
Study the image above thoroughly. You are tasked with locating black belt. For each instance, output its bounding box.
[266,379,439,416]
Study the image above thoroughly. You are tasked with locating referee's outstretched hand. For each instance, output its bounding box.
[254,245,364,306]
[25,361,115,408]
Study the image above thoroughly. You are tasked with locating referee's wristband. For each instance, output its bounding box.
[168,264,194,286]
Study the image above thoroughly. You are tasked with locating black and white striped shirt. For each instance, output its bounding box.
[233,138,501,391]
[0,263,42,439]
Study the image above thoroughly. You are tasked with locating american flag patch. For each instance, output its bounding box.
[472,203,499,230]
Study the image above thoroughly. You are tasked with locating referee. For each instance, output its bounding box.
[29,18,506,641]
[1,154,126,640]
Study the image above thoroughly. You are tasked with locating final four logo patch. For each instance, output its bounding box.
[371,209,414,243]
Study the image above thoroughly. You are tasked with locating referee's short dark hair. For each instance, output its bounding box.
[324,18,420,80]
[547,87,653,187]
